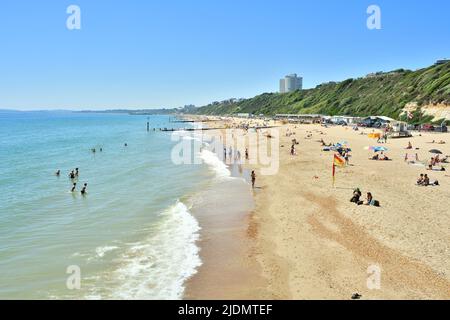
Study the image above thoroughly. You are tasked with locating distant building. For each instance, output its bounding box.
[327,115,363,125]
[279,74,303,93]
[274,114,323,124]
[435,59,449,65]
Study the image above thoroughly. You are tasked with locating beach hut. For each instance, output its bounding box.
[389,120,412,138]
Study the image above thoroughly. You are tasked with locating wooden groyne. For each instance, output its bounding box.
[168,119,220,123]
[160,127,226,132]
[159,125,278,132]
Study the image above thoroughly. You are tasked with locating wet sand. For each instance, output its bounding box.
[184,165,268,299]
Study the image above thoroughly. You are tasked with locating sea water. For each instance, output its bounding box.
[0,111,235,299]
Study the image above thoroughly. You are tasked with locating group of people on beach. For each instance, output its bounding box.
[427,155,448,170]
[350,188,380,207]
[370,151,390,161]
[222,146,249,162]
[416,174,439,186]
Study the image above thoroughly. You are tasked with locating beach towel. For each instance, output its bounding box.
[368,133,381,139]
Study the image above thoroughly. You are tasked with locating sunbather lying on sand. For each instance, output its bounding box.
[428,140,446,144]
[370,153,390,161]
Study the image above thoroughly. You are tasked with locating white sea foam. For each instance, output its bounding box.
[95,245,119,258]
[182,136,202,143]
[94,201,202,300]
[199,149,232,179]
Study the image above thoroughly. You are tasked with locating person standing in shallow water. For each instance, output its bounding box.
[71,183,77,192]
[251,170,256,188]
[81,183,88,195]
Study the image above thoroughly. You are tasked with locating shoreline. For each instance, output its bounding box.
[184,166,267,299]
[183,117,290,299]
[183,115,450,300]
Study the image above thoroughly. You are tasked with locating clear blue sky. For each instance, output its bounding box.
[0,0,449,110]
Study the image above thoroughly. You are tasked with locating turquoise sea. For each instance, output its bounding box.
[0,111,231,299]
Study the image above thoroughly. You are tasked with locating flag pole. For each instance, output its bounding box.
[332,162,336,187]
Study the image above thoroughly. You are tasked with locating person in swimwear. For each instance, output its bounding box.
[81,183,88,195]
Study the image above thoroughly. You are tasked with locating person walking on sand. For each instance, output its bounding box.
[251,170,256,188]
[71,183,77,192]
[245,148,249,160]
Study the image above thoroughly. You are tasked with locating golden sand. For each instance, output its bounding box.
[187,116,450,300]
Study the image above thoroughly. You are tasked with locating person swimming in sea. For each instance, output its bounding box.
[75,168,79,177]
[69,170,76,180]
[81,183,87,195]
[55,170,61,177]
[71,183,77,192]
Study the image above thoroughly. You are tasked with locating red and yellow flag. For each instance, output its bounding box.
[332,154,345,186]
[333,154,345,167]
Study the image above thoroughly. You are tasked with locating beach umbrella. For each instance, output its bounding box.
[374,146,388,152]
[429,149,443,154]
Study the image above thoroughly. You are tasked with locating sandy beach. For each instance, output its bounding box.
[187,116,450,300]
